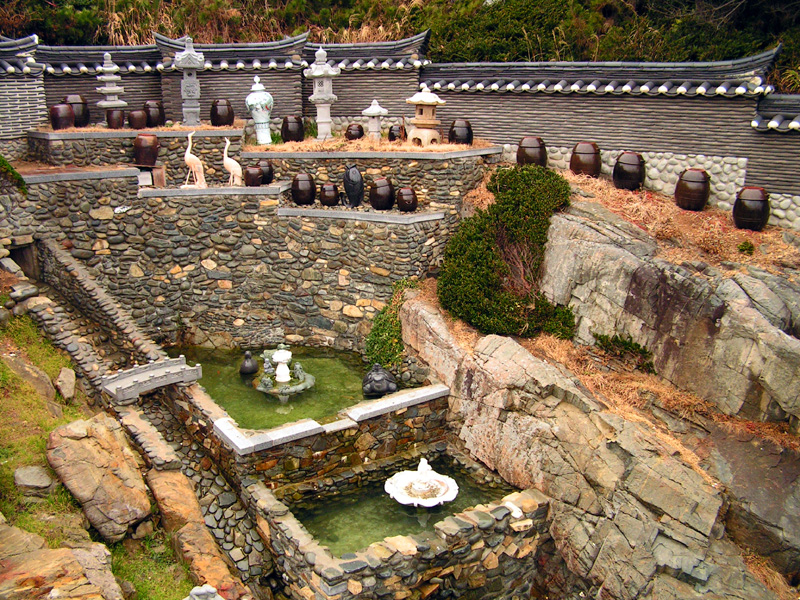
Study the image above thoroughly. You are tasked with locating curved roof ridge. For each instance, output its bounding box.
[305,30,430,58]
[153,32,309,59]
[0,34,39,57]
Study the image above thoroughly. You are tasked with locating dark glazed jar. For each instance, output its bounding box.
[281,116,304,142]
[516,136,547,167]
[259,159,274,185]
[106,109,125,130]
[569,141,601,177]
[733,187,770,231]
[210,99,235,126]
[612,151,645,191]
[674,169,710,211]
[244,166,262,187]
[345,123,364,140]
[143,100,165,127]
[369,177,395,211]
[448,119,473,145]
[291,173,316,205]
[63,94,89,127]
[342,165,364,207]
[388,124,407,142]
[319,183,339,207]
[133,133,159,166]
[49,104,74,130]
[396,187,418,212]
[128,109,148,129]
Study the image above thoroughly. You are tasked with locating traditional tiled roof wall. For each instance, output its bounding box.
[752,94,800,132]
[0,35,46,138]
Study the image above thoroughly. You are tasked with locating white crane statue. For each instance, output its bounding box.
[181,131,207,188]
[223,137,242,186]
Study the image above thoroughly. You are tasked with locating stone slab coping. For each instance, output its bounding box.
[28,129,243,140]
[277,208,446,224]
[23,168,140,184]
[213,383,450,455]
[139,181,290,198]
[241,146,502,160]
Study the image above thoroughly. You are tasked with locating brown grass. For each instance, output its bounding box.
[463,166,498,212]
[741,551,797,600]
[414,279,480,353]
[38,120,247,133]
[245,136,494,154]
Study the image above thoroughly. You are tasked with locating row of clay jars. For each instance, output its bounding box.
[291,174,417,211]
[242,161,275,186]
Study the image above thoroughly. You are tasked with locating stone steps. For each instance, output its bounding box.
[116,406,182,471]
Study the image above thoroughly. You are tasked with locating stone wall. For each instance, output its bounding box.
[27,130,244,187]
[0,74,47,139]
[1,136,29,160]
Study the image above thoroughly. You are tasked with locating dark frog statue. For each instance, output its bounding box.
[363,364,398,399]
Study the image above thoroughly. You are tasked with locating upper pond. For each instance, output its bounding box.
[167,346,366,430]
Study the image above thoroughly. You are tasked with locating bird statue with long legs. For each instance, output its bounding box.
[223,137,242,186]
[181,131,207,188]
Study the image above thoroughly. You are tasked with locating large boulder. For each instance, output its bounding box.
[47,414,150,542]
[146,469,204,532]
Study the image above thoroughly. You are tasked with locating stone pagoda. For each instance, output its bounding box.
[406,88,446,146]
[174,37,204,126]
[95,53,127,112]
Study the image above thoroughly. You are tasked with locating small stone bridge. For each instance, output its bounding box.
[100,356,202,404]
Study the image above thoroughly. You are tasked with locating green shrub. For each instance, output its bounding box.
[738,240,756,255]
[437,165,574,339]
[595,333,656,374]
[365,279,419,369]
[0,154,26,196]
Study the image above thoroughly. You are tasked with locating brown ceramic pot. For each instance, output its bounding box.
[281,116,304,142]
[319,183,339,207]
[388,124,407,142]
[369,177,395,211]
[133,133,159,166]
[612,151,645,191]
[128,109,148,129]
[396,187,418,212]
[244,166,262,187]
[143,100,165,127]
[448,119,473,145]
[259,160,274,185]
[210,99,235,126]
[569,141,601,177]
[106,109,125,130]
[674,169,710,211]
[49,104,75,130]
[291,173,315,205]
[733,186,770,231]
[63,94,89,127]
[345,123,364,140]
[516,136,547,167]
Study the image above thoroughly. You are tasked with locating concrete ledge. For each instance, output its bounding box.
[322,418,358,434]
[344,384,450,422]
[23,168,140,184]
[241,146,502,160]
[277,208,446,224]
[215,418,326,455]
[28,129,243,140]
[139,181,289,198]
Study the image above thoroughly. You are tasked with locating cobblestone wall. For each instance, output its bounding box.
[1,136,29,160]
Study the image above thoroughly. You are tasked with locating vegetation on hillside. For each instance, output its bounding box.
[0,0,797,91]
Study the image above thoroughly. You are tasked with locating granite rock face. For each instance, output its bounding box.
[400,297,778,599]
[539,201,800,426]
[46,413,151,542]
[146,469,204,533]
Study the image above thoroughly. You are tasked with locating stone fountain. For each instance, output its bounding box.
[255,344,316,402]
[384,458,459,508]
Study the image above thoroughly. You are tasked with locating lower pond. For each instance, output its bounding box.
[291,457,515,557]
[167,346,366,430]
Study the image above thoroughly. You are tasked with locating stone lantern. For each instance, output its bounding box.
[362,100,388,141]
[174,37,204,126]
[406,89,446,146]
[304,47,340,141]
[96,53,127,114]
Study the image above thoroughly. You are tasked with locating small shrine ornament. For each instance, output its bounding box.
[246,76,275,145]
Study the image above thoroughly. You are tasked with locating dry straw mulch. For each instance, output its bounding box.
[245,137,494,154]
[38,120,248,134]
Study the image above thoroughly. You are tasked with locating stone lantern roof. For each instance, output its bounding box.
[303,47,341,79]
[362,99,388,117]
[405,89,446,106]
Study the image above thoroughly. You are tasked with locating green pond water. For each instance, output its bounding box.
[293,458,515,557]
[167,346,366,430]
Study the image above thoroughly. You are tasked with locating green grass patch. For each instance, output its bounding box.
[3,315,74,380]
[595,333,656,374]
[111,533,194,600]
[365,279,419,369]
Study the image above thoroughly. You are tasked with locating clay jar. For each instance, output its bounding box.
[244,166,262,187]
[569,141,601,177]
[259,159,274,185]
[674,169,710,211]
[143,100,165,127]
[612,151,645,191]
[281,116,304,142]
[291,173,315,205]
[448,119,473,145]
[396,187,418,212]
[128,109,148,129]
[63,94,89,127]
[49,104,74,130]
[319,183,339,207]
[106,109,125,130]
[388,124,407,142]
[516,136,547,167]
[133,133,159,166]
[369,177,395,211]
[343,164,364,207]
[345,123,364,140]
[210,99,235,126]
[733,186,770,231]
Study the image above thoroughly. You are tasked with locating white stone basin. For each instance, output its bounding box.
[384,458,459,508]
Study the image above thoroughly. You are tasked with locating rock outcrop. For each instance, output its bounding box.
[539,202,800,426]
[400,296,779,599]
[47,413,150,542]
